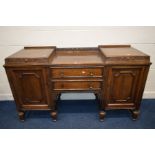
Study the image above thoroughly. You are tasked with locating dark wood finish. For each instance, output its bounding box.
[4,45,151,121]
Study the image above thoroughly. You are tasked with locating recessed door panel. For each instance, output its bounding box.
[12,70,47,106]
[109,68,141,103]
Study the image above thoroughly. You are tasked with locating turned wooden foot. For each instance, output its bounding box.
[99,111,106,121]
[95,93,98,100]
[18,111,25,121]
[50,111,57,122]
[130,110,140,120]
[57,93,61,101]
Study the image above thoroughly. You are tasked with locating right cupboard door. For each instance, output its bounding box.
[106,66,143,109]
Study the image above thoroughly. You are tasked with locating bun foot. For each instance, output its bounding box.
[18,111,25,121]
[130,110,140,120]
[99,111,106,121]
[95,93,98,100]
[57,93,61,101]
[50,111,57,122]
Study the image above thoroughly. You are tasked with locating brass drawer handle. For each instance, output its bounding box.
[89,72,94,76]
[89,86,93,89]
[82,70,86,74]
[24,58,28,62]
[89,83,93,89]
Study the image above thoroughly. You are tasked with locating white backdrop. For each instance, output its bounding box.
[0,26,155,100]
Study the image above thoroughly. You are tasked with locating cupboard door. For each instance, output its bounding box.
[107,67,141,105]
[12,69,47,106]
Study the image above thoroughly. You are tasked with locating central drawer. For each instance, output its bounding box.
[51,68,103,78]
[52,81,101,90]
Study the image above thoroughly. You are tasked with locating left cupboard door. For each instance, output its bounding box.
[8,68,50,109]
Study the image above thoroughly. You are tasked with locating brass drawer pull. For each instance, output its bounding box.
[89,72,94,76]
[24,58,28,62]
[82,70,86,74]
[89,86,93,89]
[89,83,93,89]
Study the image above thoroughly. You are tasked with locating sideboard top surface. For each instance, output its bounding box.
[7,46,55,59]
[4,45,151,66]
[51,48,104,65]
[5,46,56,65]
[99,45,150,65]
[99,46,148,57]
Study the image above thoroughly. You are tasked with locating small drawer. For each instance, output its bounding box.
[52,81,101,90]
[51,68,103,78]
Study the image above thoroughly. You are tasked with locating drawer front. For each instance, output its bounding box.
[52,81,101,90]
[51,68,103,78]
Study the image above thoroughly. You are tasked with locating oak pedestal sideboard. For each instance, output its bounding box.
[4,45,151,121]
